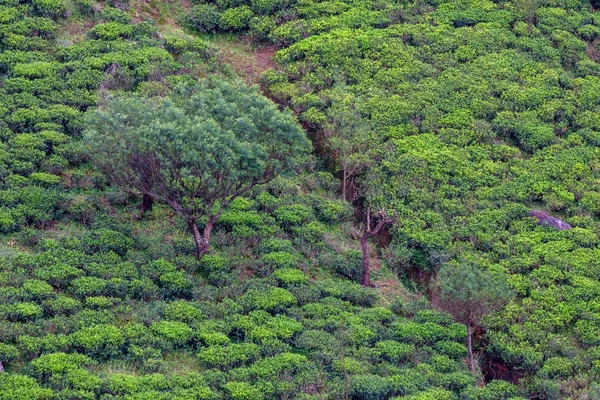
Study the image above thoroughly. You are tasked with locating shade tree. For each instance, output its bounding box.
[436,261,514,373]
[84,78,311,258]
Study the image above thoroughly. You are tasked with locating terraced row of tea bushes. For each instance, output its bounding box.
[188,0,398,44]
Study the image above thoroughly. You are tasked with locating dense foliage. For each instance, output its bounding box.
[232,0,600,396]
[2,0,600,398]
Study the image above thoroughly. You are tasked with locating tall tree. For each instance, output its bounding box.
[85,78,311,259]
[515,0,539,34]
[324,91,374,202]
[436,262,514,372]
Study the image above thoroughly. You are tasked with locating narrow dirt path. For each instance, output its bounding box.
[211,36,278,85]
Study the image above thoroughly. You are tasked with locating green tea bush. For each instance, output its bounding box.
[28,351,96,378]
[218,6,254,31]
[223,381,264,400]
[69,324,125,358]
[70,277,108,297]
[31,0,64,17]
[320,249,362,280]
[0,373,54,400]
[190,4,221,33]
[273,204,313,226]
[43,295,81,315]
[141,259,177,281]
[260,251,297,270]
[273,268,309,286]
[150,321,194,347]
[374,340,415,363]
[350,374,392,400]
[243,287,297,313]
[83,229,133,256]
[6,302,44,321]
[0,342,19,365]
[158,271,194,298]
[197,343,260,370]
[163,300,204,323]
[89,22,133,40]
[85,296,120,309]
[21,279,54,301]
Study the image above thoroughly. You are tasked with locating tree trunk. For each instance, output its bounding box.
[189,218,214,260]
[360,234,371,287]
[140,193,154,216]
[359,209,397,287]
[466,322,475,372]
[0,360,4,373]
[343,355,349,400]
[202,216,215,257]
[342,168,347,202]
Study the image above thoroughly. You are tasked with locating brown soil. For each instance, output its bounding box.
[130,0,190,26]
[587,38,600,62]
[481,354,524,384]
[218,41,278,84]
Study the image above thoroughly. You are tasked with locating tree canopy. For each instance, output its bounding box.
[84,78,311,258]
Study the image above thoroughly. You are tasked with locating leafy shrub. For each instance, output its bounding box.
[350,374,392,400]
[31,0,64,16]
[70,277,108,297]
[43,295,81,315]
[433,340,467,360]
[0,373,54,400]
[141,259,177,281]
[85,296,120,309]
[223,381,264,400]
[273,268,309,286]
[84,229,133,256]
[316,198,352,222]
[21,279,54,301]
[158,271,194,298]
[164,300,204,323]
[257,238,293,254]
[89,22,133,40]
[218,6,254,31]
[0,342,19,364]
[190,4,221,33]
[34,262,84,288]
[151,321,194,346]
[197,343,260,370]
[374,340,414,363]
[70,324,125,358]
[243,287,297,313]
[6,302,44,321]
[261,251,297,270]
[320,250,362,280]
[273,204,313,226]
[103,373,140,396]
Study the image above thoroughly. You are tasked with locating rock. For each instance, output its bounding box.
[529,210,571,230]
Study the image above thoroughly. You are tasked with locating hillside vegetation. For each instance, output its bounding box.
[1,0,600,399]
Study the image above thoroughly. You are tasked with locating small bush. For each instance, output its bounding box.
[190,4,221,33]
[151,321,194,346]
[197,343,260,370]
[69,324,125,358]
[243,287,297,313]
[273,268,309,286]
[218,6,254,31]
[84,229,134,256]
[350,374,392,400]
